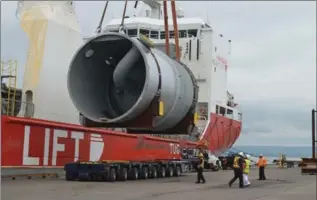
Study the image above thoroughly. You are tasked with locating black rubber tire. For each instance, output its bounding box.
[108,168,116,182]
[65,173,74,181]
[119,168,128,181]
[167,166,174,177]
[174,166,181,177]
[159,167,166,178]
[141,167,149,179]
[212,162,220,171]
[150,167,158,179]
[130,167,139,180]
[87,174,93,181]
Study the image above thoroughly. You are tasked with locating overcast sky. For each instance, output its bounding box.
[1,1,316,146]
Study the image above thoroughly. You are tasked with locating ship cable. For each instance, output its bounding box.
[95,1,109,34]
[119,1,128,34]
[163,0,170,56]
[134,1,138,9]
[170,0,181,61]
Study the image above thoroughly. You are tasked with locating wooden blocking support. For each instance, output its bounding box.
[301,158,317,175]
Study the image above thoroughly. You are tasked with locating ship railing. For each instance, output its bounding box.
[1,99,34,117]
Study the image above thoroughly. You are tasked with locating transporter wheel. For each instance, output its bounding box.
[95,174,103,181]
[108,168,116,182]
[174,166,181,177]
[150,167,158,179]
[141,167,149,179]
[129,167,139,180]
[118,168,128,181]
[159,167,166,178]
[65,173,75,181]
[212,162,220,171]
[87,174,93,181]
[167,166,174,177]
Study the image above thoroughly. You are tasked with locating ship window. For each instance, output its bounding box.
[160,31,166,39]
[169,31,175,38]
[127,29,138,37]
[216,105,220,114]
[139,29,149,37]
[108,29,119,33]
[188,29,198,37]
[226,109,233,115]
[238,113,242,121]
[219,106,226,116]
[150,30,159,39]
[179,30,187,38]
[226,108,233,119]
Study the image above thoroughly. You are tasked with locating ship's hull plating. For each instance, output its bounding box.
[1,113,241,167]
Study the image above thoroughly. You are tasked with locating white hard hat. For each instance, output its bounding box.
[246,154,251,159]
[238,152,245,157]
[259,154,263,157]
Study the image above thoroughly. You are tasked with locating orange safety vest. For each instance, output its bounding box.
[257,157,267,167]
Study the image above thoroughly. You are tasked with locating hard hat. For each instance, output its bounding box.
[259,154,263,157]
[238,152,245,157]
[246,154,251,159]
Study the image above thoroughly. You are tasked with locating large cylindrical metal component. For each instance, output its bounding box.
[67,33,198,134]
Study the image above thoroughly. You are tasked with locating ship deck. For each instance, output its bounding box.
[1,167,315,200]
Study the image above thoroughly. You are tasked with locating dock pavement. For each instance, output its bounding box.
[1,167,316,200]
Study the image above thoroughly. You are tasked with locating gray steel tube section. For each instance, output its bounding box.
[67,33,197,132]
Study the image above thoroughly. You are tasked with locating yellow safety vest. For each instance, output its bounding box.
[198,153,204,168]
[233,156,240,169]
[243,159,251,174]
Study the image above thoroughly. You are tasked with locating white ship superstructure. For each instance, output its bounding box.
[16,1,83,123]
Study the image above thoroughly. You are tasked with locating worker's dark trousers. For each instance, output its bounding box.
[196,167,206,183]
[229,168,243,188]
[259,167,266,180]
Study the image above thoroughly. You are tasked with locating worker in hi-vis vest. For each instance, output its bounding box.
[243,154,251,187]
[196,148,206,184]
[228,152,245,188]
[257,154,267,180]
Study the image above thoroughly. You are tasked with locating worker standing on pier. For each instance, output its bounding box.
[228,152,245,188]
[257,154,267,180]
[243,154,251,187]
[196,148,206,184]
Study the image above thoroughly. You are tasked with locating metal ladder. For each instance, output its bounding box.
[1,60,18,116]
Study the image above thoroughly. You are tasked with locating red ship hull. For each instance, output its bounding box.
[1,113,241,167]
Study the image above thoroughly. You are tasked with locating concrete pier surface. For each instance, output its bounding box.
[1,167,316,200]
